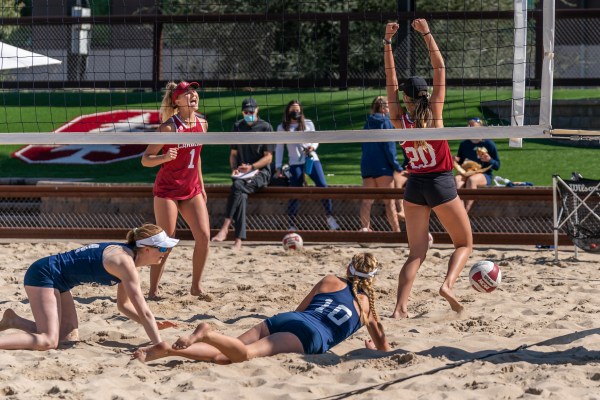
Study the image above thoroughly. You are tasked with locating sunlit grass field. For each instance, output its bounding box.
[0,88,598,185]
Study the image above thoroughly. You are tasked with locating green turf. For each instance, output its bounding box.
[0,88,598,186]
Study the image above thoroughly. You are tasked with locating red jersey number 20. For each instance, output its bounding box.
[404,144,437,170]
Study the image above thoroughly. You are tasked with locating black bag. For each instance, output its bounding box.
[270,175,289,187]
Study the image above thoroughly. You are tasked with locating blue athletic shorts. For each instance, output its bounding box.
[23,257,69,292]
[404,171,458,208]
[265,312,323,355]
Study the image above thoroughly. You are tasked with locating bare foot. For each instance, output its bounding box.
[147,286,163,301]
[60,328,80,342]
[233,239,242,250]
[211,229,228,242]
[0,309,17,331]
[439,286,464,313]
[390,310,409,319]
[173,322,212,350]
[132,341,170,363]
[190,286,204,296]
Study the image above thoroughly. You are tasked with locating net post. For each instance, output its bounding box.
[510,0,528,148]
[552,174,559,262]
[539,0,555,127]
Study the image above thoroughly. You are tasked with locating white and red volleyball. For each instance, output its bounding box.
[282,233,303,251]
[468,260,502,293]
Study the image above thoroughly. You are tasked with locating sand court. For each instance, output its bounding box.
[0,240,598,399]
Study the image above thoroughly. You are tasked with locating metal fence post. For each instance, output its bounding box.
[339,18,349,90]
[152,20,163,92]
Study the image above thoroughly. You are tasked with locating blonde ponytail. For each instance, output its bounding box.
[125,223,164,246]
[160,81,178,123]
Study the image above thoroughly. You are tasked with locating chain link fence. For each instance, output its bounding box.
[1,11,598,88]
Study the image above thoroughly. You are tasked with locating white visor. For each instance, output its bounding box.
[136,231,179,248]
[348,263,377,279]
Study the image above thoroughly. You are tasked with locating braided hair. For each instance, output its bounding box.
[346,252,381,325]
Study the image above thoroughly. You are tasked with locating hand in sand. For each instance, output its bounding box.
[156,320,178,330]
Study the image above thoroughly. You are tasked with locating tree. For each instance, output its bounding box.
[0,0,24,41]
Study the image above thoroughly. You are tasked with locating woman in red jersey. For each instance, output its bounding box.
[142,81,210,299]
[383,19,472,318]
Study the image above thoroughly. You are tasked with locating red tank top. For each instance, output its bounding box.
[399,113,453,174]
[153,115,204,200]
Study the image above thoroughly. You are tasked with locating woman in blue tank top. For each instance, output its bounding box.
[0,224,178,352]
[133,253,391,364]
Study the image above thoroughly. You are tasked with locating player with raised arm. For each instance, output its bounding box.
[383,19,473,318]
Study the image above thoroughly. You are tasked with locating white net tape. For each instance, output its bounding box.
[0,125,550,145]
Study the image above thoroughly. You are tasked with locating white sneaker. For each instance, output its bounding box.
[327,216,340,230]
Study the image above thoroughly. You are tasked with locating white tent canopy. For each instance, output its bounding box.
[0,41,62,71]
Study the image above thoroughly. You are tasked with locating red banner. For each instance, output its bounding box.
[12,110,160,164]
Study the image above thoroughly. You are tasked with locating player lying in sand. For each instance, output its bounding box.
[133,252,391,363]
[0,224,177,351]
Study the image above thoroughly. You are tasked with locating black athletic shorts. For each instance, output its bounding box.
[403,171,457,208]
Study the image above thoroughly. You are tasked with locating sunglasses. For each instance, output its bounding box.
[143,246,169,253]
[242,110,255,115]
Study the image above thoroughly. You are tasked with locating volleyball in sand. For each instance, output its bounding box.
[282,232,303,250]
[468,260,502,293]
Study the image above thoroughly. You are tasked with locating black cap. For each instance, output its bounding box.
[399,76,429,99]
[242,98,258,112]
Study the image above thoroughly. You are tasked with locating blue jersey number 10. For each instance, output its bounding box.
[314,298,353,326]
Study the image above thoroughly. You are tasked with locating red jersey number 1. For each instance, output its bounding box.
[188,149,196,169]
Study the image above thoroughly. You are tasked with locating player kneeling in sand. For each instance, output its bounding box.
[0,224,178,351]
[133,253,390,363]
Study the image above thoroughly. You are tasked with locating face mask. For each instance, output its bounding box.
[243,114,255,123]
[289,111,302,120]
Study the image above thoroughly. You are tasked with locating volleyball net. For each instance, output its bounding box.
[0,0,568,146]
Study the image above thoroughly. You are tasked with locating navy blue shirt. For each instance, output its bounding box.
[456,139,500,178]
[361,114,403,178]
[50,242,126,290]
[297,284,362,353]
